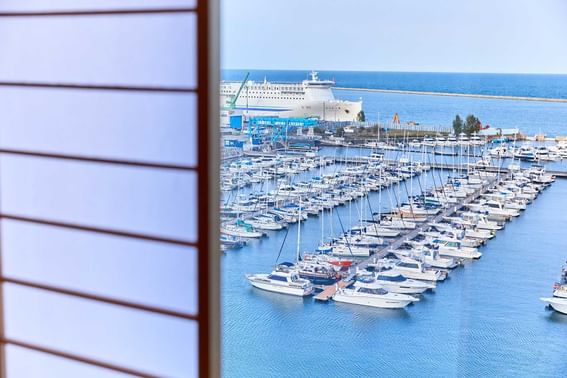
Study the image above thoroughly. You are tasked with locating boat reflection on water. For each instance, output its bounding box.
[333,301,413,322]
[545,310,567,324]
[247,286,313,312]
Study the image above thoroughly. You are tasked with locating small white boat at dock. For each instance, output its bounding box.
[246,267,314,297]
[332,279,419,309]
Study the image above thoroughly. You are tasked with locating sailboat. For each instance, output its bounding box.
[246,195,314,296]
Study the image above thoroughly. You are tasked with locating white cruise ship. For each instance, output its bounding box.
[220,71,363,122]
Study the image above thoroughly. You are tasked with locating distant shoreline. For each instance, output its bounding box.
[334,87,567,103]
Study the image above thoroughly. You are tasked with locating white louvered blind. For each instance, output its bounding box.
[0,1,218,377]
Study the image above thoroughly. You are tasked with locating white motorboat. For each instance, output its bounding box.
[246,268,314,296]
[336,234,384,249]
[373,270,435,294]
[457,134,470,146]
[514,144,536,161]
[420,229,483,248]
[540,297,567,315]
[470,134,484,146]
[456,212,502,231]
[389,258,448,282]
[467,200,519,219]
[247,217,285,231]
[354,224,401,238]
[394,245,459,269]
[221,223,264,238]
[330,244,372,257]
[489,145,513,158]
[553,284,567,299]
[422,137,436,147]
[409,139,421,148]
[435,136,447,146]
[397,204,440,217]
[379,219,417,230]
[446,135,458,146]
[463,228,494,241]
[425,238,482,259]
[332,279,419,309]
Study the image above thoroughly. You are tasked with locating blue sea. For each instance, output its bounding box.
[222,71,567,377]
[222,70,567,136]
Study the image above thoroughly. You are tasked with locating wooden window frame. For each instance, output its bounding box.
[0,2,220,377]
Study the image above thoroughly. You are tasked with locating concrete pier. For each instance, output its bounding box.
[334,87,567,104]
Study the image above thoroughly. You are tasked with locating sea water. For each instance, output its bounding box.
[222,168,567,378]
[222,70,567,136]
[221,70,567,377]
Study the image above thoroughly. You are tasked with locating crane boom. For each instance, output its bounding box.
[225,72,250,110]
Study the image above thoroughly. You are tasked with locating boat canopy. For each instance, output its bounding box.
[377,274,406,282]
[268,274,288,282]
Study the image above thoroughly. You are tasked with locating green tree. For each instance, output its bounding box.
[356,110,366,122]
[452,115,463,136]
[464,114,481,136]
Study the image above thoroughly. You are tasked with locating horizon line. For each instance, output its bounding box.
[221,68,567,76]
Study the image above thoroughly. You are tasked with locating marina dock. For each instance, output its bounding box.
[354,173,503,270]
[227,146,560,324]
[315,280,352,301]
[331,155,567,178]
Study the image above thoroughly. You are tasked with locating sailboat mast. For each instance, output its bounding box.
[320,155,324,244]
[296,194,302,263]
[378,167,382,221]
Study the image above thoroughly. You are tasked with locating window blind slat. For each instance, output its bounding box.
[0,89,197,166]
[4,284,198,377]
[0,0,196,12]
[0,156,198,242]
[0,14,197,87]
[6,345,129,378]
[2,220,198,315]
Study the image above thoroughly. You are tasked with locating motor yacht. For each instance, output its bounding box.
[332,279,419,309]
[372,270,435,294]
[389,258,448,281]
[247,216,285,231]
[514,144,536,161]
[296,261,340,285]
[446,135,458,146]
[220,234,246,250]
[221,221,264,238]
[394,244,459,269]
[246,266,314,296]
[540,297,567,315]
[424,238,482,259]
[329,244,372,257]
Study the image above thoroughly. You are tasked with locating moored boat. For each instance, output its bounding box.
[246,266,314,297]
[332,279,419,309]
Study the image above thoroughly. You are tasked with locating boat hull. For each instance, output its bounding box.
[438,247,482,260]
[541,297,567,315]
[246,275,313,296]
[333,291,416,309]
[376,282,429,294]
[222,227,264,238]
[392,269,446,282]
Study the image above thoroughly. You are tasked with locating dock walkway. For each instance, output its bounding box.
[332,156,567,178]
[314,280,352,301]
[354,173,503,271]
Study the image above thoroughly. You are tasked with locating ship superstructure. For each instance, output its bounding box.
[220,71,363,122]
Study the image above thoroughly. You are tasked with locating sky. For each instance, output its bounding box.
[221,0,567,74]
